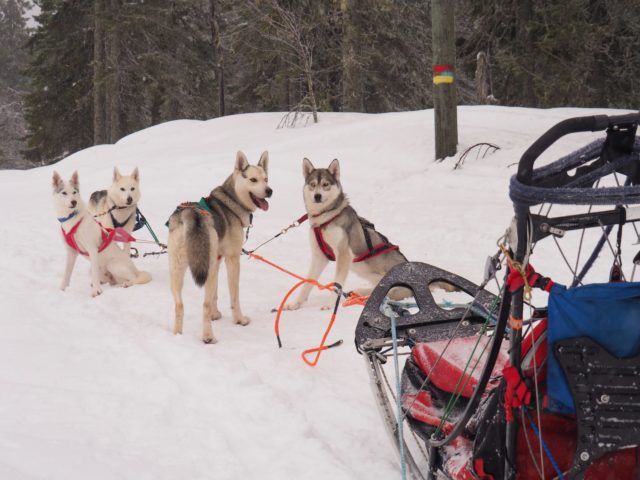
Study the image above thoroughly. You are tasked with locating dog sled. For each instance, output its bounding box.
[355,113,640,479]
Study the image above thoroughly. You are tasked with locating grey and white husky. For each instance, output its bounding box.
[88,167,141,256]
[52,171,151,297]
[286,158,411,310]
[167,151,272,343]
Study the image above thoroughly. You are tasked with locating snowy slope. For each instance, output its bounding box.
[0,106,635,480]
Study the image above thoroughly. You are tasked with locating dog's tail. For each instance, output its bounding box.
[182,209,210,287]
[135,271,152,285]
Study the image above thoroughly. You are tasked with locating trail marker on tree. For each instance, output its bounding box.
[432,0,458,160]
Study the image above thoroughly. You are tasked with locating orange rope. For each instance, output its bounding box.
[342,292,369,307]
[301,310,340,367]
[246,251,345,367]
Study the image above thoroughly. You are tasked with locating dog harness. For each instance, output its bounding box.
[301,213,401,263]
[110,210,133,229]
[60,217,116,256]
[166,197,215,225]
[167,195,253,261]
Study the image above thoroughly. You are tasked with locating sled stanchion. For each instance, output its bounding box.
[382,300,408,480]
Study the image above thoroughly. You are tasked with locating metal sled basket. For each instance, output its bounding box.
[355,113,640,480]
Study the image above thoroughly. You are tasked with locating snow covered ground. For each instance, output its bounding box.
[1,106,636,479]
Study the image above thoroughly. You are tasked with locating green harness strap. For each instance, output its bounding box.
[165,197,213,227]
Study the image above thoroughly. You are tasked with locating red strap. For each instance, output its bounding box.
[314,230,400,264]
[97,228,116,253]
[473,459,495,480]
[311,213,400,264]
[503,365,531,422]
[62,218,86,254]
[506,263,537,293]
[313,226,336,261]
[61,218,116,256]
[505,262,554,293]
[353,243,399,263]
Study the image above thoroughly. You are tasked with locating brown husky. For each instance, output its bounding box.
[167,151,272,343]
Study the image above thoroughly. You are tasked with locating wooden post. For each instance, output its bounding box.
[432,0,457,160]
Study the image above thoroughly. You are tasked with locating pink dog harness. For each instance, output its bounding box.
[61,217,117,256]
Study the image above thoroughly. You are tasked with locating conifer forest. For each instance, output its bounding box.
[2,0,640,168]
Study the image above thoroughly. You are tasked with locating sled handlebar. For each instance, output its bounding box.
[516,112,640,185]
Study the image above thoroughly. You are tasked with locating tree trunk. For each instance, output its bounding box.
[106,0,122,143]
[475,51,490,104]
[431,0,457,160]
[93,0,107,145]
[305,60,318,123]
[340,0,363,112]
[516,0,535,106]
[209,0,225,117]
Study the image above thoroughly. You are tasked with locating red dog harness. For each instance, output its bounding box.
[301,213,401,263]
[61,217,116,256]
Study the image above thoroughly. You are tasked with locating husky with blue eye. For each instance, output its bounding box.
[286,158,413,311]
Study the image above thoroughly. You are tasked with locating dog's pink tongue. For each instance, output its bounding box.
[257,198,269,211]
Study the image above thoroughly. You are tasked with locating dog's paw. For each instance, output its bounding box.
[91,286,103,297]
[202,333,218,344]
[60,282,68,291]
[234,315,250,326]
[121,281,133,288]
[284,302,302,311]
[320,304,333,311]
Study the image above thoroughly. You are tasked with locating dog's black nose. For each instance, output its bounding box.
[127,197,133,205]
[71,200,77,208]
[265,187,273,198]
[314,193,322,202]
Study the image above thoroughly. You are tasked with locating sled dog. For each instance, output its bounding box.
[88,167,141,256]
[52,171,152,297]
[286,158,411,310]
[167,151,272,343]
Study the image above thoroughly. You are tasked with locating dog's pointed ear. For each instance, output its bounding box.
[113,167,121,182]
[235,151,249,172]
[328,158,340,181]
[258,151,269,175]
[70,171,79,188]
[302,158,315,178]
[52,171,62,190]
[132,167,140,182]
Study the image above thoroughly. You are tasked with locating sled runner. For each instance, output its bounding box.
[355,113,640,479]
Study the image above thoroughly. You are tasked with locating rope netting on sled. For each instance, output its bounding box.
[356,113,640,480]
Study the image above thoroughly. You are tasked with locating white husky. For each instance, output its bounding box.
[53,171,151,297]
[88,167,141,256]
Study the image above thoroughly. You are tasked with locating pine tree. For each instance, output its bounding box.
[456,0,640,108]
[23,0,94,164]
[0,0,32,168]
[23,0,217,163]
